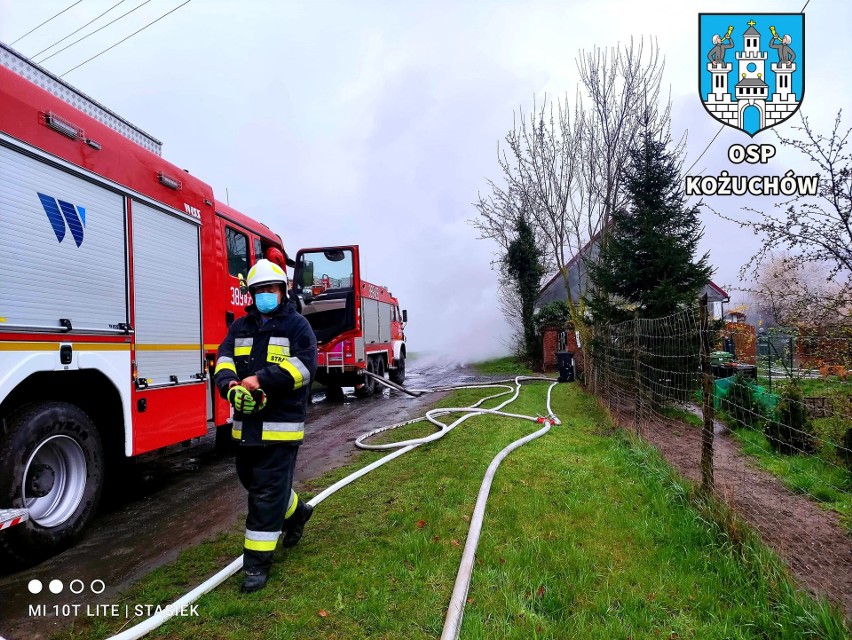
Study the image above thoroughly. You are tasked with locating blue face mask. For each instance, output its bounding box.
[254,292,280,314]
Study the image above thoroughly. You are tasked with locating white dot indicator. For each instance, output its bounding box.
[49,579,63,594]
[28,579,43,594]
[70,579,85,594]
[90,579,105,594]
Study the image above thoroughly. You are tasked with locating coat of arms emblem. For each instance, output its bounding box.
[699,13,804,136]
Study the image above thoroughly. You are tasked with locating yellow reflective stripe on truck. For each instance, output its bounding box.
[0,342,130,351]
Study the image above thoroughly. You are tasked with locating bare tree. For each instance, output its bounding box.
[482,40,666,302]
[497,274,525,355]
[472,38,669,353]
[745,254,851,328]
[471,96,571,350]
[575,37,668,261]
[720,110,852,282]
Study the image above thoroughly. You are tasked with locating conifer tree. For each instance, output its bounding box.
[586,131,712,324]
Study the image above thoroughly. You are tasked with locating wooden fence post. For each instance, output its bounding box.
[700,293,715,492]
[633,310,641,434]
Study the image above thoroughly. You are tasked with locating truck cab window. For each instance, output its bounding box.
[226,227,248,277]
[294,249,355,343]
[254,238,263,262]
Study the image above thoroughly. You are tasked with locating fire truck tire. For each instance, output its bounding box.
[355,358,378,398]
[0,402,104,569]
[389,356,406,385]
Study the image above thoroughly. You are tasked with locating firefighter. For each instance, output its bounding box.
[214,258,317,593]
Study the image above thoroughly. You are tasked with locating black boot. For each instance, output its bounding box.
[241,567,269,593]
[282,502,313,548]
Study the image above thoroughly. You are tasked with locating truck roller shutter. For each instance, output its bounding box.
[132,201,202,385]
[0,144,127,332]
[379,302,392,343]
[362,298,379,344]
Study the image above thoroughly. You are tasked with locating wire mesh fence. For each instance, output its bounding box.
[590,299,852,613]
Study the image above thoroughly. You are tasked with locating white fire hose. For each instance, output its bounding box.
[107,374,561,640]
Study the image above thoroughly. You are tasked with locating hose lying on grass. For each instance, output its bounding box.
[107,374,561,640]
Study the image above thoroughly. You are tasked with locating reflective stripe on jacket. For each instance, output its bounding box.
[214,302,317,446]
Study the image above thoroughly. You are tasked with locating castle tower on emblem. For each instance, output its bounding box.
[702,18,800,135]
[733,21,768,129]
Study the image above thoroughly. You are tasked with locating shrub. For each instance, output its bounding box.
[765,382,816,455]
[720,373,767,431]
[534,300,571,331]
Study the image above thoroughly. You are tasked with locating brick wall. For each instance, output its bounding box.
[542,327,559,369]
[541,324,584,376]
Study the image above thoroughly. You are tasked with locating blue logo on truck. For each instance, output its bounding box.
[37,193,86,247]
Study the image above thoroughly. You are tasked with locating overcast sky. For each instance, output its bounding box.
[1,0,848,362]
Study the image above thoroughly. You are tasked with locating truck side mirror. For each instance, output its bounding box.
[402,309,408,323]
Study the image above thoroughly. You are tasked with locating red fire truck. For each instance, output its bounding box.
[0,42,310,565]
[293,247,407,398]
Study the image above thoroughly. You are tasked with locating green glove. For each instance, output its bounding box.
[251,388,267,413]
[228,385,257,414]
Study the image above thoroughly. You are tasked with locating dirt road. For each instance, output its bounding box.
[0,356,479,640]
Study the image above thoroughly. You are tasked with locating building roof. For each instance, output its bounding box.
[737,77,767,86]
[536,231,731,308]
[538,231,601,295]
[744,25,760,36]
[703,280,730,303]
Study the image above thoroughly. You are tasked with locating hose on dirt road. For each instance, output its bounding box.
[107,374,561,640]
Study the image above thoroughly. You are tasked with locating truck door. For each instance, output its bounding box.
[293,246,360,344]
[131,200,206,454]
[224,224,254,321]
[207,221,255,428]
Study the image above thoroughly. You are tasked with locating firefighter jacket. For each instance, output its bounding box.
[214,302,317,446]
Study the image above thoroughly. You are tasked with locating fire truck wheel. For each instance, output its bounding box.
[0,401,104,569]
[389,356,406,385]
[355,359,378,398]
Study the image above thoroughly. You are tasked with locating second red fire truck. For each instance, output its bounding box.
[293,246,407,398]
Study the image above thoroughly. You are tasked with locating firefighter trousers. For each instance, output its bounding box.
[236,444,304,572]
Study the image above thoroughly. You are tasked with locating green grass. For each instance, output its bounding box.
[785,377,851,399]
[659,405,703,428]
[709,376,851,531]
[728,426,852,532]
[472,355,535,376]
[58,385,849,639]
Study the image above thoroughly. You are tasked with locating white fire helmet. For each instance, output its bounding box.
[246,259,288,291]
